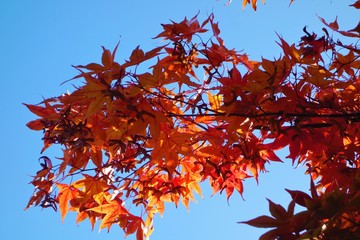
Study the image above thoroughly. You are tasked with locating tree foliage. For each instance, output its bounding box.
[25,1,360,239]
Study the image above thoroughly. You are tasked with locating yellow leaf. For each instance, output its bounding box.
[189,181,203,198]
[207,91,223,111]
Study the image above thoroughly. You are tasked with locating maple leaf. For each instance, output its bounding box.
[239,215,279,228]
[23,103,58,118]
[350,0,360,9]
[319,16,360,37]
[24,3,360,239]
[88,198,130,231]
[90,146,103,168]
[26,119,44,130]
[73,174,110,203]
[101,46,113,69]
[56,184,80,222]
[285,189,312,207]
[209,14,224,45]
[123,45,163,68]
[154,14,208,43]
[267,198,288,220]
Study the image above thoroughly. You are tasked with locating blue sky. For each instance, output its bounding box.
[1,1,356,239]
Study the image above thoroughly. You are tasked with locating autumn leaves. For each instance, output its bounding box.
[25,1,360,239]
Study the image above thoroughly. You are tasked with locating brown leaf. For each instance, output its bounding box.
[350,0,360,9]
[267,199,287,220]
[285,189,312,207]
[349,21,360,34]
[239,215,279,228]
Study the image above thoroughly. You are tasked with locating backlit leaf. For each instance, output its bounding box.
[101,46,113,69]
[26,119,44,130]
[88,199,130,231]
[56,184,79,222]
[24,6,360,240]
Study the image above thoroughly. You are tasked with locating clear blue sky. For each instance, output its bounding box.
[1,1,356,239]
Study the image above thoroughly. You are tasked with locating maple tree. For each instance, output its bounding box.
[25,1,360,239]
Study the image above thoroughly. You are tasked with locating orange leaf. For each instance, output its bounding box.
[73,174,109,203]
[88,199,129,231]
[56,183,79,222]
[81,63,105,71]
[251,0,257,10]
[125,216,143,237]
[85,95,107,119]
[123,46,163,67]
[154,14,207,42]
[23,103,57,118]
[90,146,103,168]
[26,119,44,130]
[241,0,266,11]
[76,212,97,230]
[101,46,113,69]
[260,149,283,163]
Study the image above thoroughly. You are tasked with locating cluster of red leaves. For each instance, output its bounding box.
[241,178,360,239]
[25,2,360,239]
